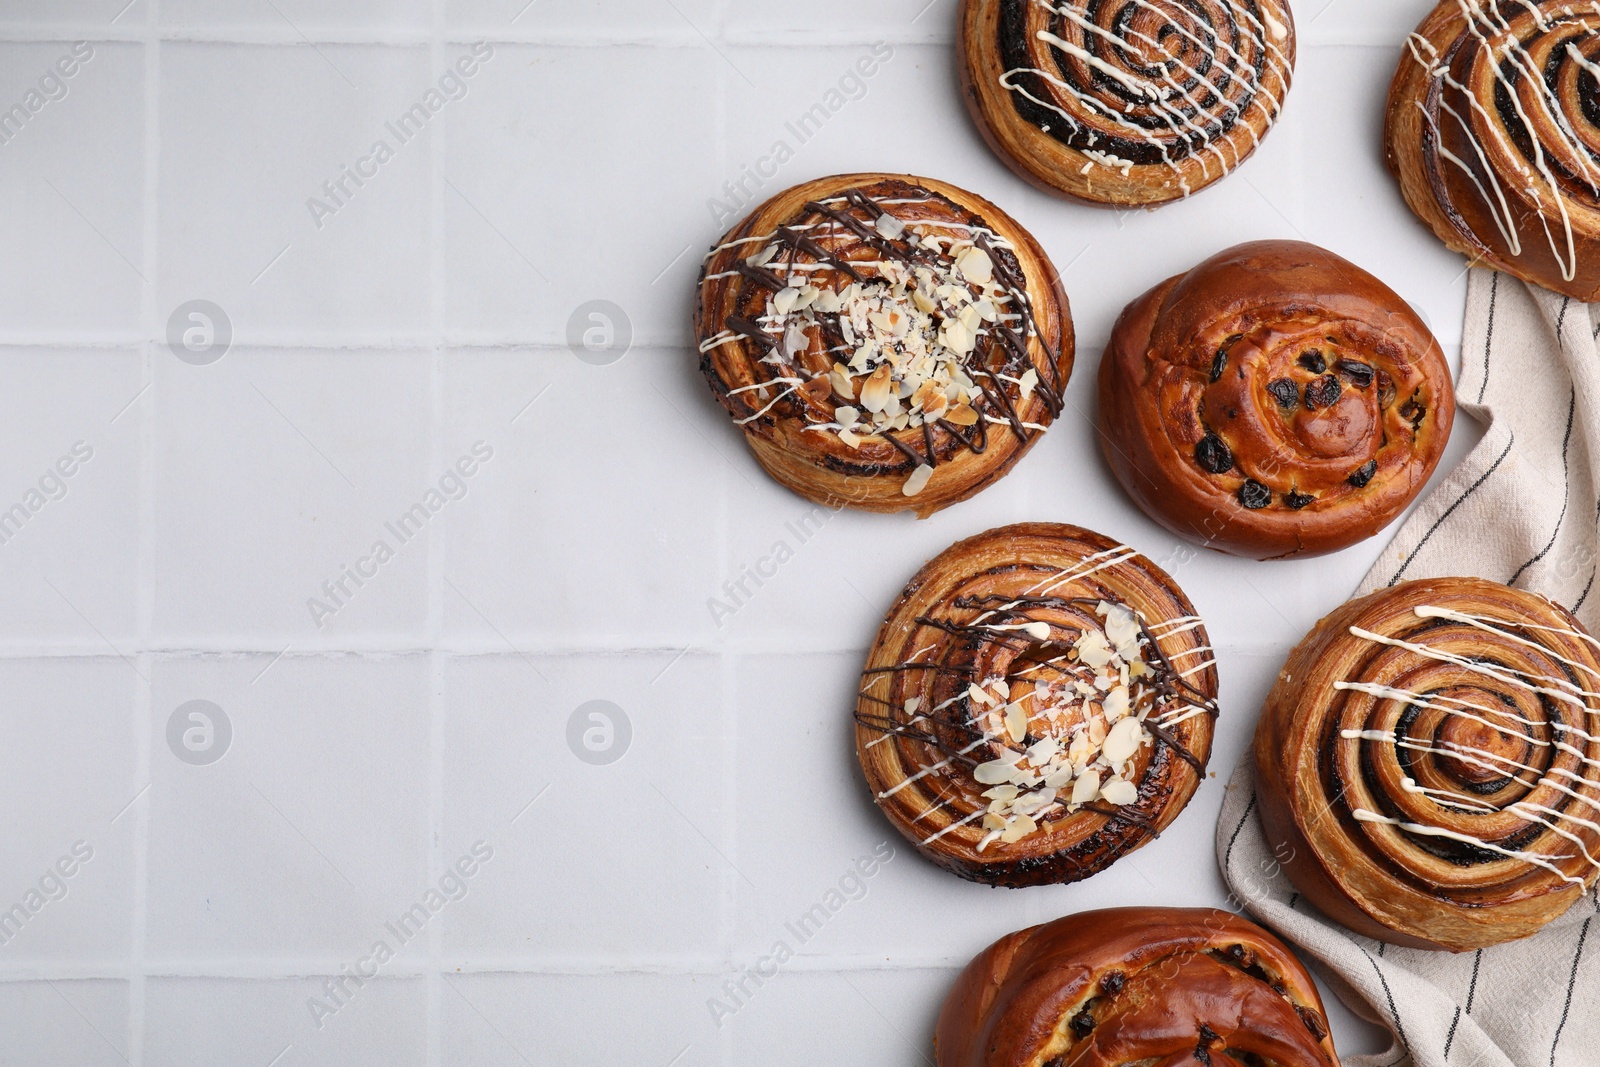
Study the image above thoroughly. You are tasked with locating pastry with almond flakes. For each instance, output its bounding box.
[694,173,1073,517]
[855,523,1218,886]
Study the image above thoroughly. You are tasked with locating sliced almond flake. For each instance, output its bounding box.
[1000,813,1037,843]
[838,428,862,449]
[1076,630,1114,668]
[974,759,1014,786]
[991,679,1011,699]
[1070,768,1102,805]
[859,365,893,414]
[1013,789,1055,815]
[772,287,800,315]
[1099,777,1138,806]
[783,325,809,359]
[944,401,979,426]
[1043,766,1074,790]
[1018,367,1038,400]
[902,464,934,497]
[968,683,996,707]
[813,288,841,314]
[749,243,779,267]
[1026,737,1059,764]
[982,784,1019,802]
[1004,702,1028,744]
[1102,685,1130,723]
[982,812,1006,831]
[956,247,994,285]
[1087,716,1107,746]
[1102,715,1142,765]
[794,286,819,311]
[903,696,922,715]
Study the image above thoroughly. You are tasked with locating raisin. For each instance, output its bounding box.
[1194,1047,1213,1066]
[1209,347,1228,382]
[1267,378,1299,409]
[1297,349,1326,373]
[1348,460,1378,488]
[1399,397,1426,426]
[1195,433,1235,474]
[1335,358,1375,388]
[1070,1009,1095,1038]
[1198,1024,1221,1047]
[1238,480,1271,509]
[1303,374,1342,410]
[1100,971,1126,995]
[1297,1005,1328,1041]
[1376,371,1397,408]
[1286,490,1315,510]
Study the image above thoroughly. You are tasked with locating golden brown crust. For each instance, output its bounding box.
[935,907,1342,1067]
[1384,1,1600,301]
[1254,578,1600,952]
[1097,240,1455,560]
[855,523,1218,887]
[693,173,1073,518]
[958,0,1296,206]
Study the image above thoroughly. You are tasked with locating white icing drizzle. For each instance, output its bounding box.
[997,0,1291,196]
[1337,603,1600,881]
[1410,0,1600,283]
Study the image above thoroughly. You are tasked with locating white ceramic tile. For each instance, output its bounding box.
[0,42,143,339]
[0,350,141,645]
[446,0,721,38]
[723,0,958,41]
[439,45,722,345]
[0,1,142,25]
[143,976,427,1066]
[440,652,724,965]
[160,0,431,32]
[150,348,432,645]
[0,659,135,966]
[1298,0,1428,47]
[159,43,435,343]
[439,973,719,1067]
[726,967,954,1066]
[439,349,725,646]
[0,979,129,1067]
[143,654,430,960]
[732,652,1034,964]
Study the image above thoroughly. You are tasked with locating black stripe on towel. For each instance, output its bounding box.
[1390,432,1517,586]
[1551,917,1592,1067]
[1478,272,1498,404]
[1508,388,1576,586]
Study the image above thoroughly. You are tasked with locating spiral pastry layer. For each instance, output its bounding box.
[935,907,1342,1067]
[695,174,1073,518]
[1386,0,1600,300]
[1255,577,1600,951]
[855,523,1218,887]
[959,0,1296,205]
[1098,240,1455,560]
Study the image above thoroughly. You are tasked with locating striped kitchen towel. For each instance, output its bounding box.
[1218,268,1600,1067]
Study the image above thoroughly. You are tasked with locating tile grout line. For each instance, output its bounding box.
[128,0,161,1060]
[427,0,448,1062]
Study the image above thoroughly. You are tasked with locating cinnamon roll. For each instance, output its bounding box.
[1098,240,1455,560]
[1386,0,1600,301]
[855,523,1218,887]
[1255,577,1600,951]
[958,0,1297,206]
[935,907,1342,1067]
[695,174,1073,518]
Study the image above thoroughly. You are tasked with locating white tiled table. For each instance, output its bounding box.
[0,1,1475,1064]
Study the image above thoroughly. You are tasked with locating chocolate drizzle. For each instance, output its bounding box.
[706,177,1066,476]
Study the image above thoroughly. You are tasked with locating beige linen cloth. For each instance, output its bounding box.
[1217,268,1600,1067]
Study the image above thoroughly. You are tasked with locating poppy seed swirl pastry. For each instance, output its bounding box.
[958,0,1297,206]
[855,523,1218,887]
[1098,240,1455,560]
[695,174,1073,518]
[935,907,1342,1067]
[1255,577,1600,951]
[1386,0,1600,300]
